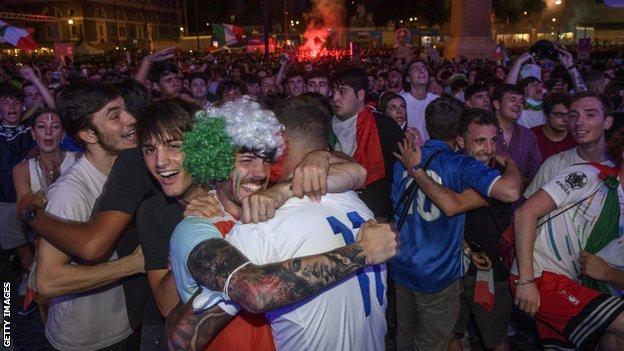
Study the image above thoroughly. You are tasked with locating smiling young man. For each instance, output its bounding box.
[492,84,542,189]
[34,81,145,351]
[136,98,373,351]
[524,93,615,198]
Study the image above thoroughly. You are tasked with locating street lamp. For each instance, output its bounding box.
[552,17,556,22]
[67,19,74,25]
[555,0,562,5]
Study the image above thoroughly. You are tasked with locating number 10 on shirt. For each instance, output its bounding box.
[326,212,385,317]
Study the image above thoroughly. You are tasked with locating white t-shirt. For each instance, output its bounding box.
[44,157,132,351]
[400,91,439,141]
[514,164,624,294]
[518,109,546,129]
[226,192,387,351]
[331,115,358,157]
[524,147,615,198]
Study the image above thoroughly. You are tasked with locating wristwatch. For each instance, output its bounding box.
[21,206,39,225]
[409,164,422,177]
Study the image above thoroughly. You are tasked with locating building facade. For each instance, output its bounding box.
[3,0,186,49]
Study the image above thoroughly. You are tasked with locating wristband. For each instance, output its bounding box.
[513,278,535,286]
[409,164,422,177]
[566,64,577,71]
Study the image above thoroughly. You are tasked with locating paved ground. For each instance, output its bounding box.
[1,248,540,351]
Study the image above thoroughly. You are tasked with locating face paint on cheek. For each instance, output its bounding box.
[230,170,244,202]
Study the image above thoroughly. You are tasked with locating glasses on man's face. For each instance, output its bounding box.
[550,111,570,119]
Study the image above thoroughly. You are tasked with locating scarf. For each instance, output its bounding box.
[524,98,543,111]
[329,107,386,187]
[582,162,620,294]
[353,107,386,186]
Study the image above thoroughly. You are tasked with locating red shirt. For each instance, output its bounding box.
[531,126,577,162]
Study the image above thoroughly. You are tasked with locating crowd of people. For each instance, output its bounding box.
[1,41,624,351]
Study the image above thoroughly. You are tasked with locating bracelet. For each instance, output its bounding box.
[566,64,577,71]
[513,278,535,286]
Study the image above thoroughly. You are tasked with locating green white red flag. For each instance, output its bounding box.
[0,20,37,51]
[212,23,245,46]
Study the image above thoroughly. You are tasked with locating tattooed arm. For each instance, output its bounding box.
[166,290,232,351]
[166,220,395,350]
[189,238,370,313]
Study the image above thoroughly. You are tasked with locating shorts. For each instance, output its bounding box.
[454,275,512,348]
[0,202,27,250]
[510,271,624,350]
[395,280,462,351]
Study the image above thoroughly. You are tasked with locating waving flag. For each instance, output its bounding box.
[0,20,37,51]
[212,23,245,46]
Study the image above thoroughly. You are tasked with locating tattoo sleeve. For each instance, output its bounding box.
[165,292,233,351]
[187,239,367,313]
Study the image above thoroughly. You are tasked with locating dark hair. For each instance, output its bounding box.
[543,93,571,116]
[216,80,247,101]
[331,67,368,95]
[403,58,430,91]
[491,83,524,103]
[570,92,614,119]
[30,107,60,128]
[458,108,500,137]
[240,73,259,85]
[305,69,329,82]
[137,99,195,145]
[56,81,119,145]
[378,92,405,115]
[607,126,624,165]
[148,61,179,83]
[187,72,208,85]
[0,83,24,100]
[273,95,331,150]
[425,97,465,141]
[286,69,305,82]
[465,83,489,101]
[451,79,468,94]
[113,79,149,119]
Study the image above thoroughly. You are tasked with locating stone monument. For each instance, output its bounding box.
[444,0,496,59]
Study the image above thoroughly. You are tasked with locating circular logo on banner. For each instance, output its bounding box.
[395,28,411,45]
[565,172,587,190]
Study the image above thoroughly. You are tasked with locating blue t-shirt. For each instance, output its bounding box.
[390,140,501,293]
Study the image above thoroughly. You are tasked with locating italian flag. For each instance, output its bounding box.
[474,269,495,312]
[212,23,245,46]
[0,20,37,51]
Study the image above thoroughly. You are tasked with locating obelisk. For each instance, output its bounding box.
[444,0,496,59]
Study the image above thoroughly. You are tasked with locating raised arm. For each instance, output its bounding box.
[557,47,587,93]
[505,52,532,85]
[19,66,55,108]
[134,47,176,85]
